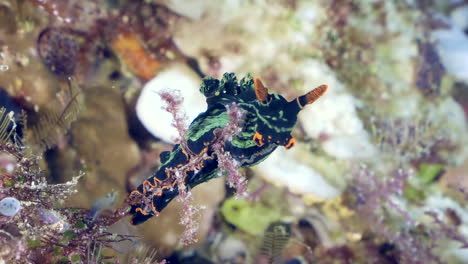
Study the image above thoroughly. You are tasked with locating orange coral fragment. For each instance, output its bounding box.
[112,33,160,81]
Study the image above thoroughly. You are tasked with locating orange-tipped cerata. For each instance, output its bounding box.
[254,78,269,103]
[297,84,328,108]
[284,138,296,149]
[253,131,265,147]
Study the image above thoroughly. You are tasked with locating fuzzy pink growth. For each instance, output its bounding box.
[212,102,247,197]
[158,90,189,142]
[174,102,246,244]
[353,166,414,225]
[174,169,203,245]
[158,90,202,245]
[158,94,246,245]
[352,166,444,263]
[177,189,203,245]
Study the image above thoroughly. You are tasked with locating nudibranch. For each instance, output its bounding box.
[127,73,327,224]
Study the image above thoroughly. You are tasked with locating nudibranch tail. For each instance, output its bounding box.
[297,84,328,108]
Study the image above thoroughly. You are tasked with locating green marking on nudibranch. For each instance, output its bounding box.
[184,109,229,141]
[230,132,258,148]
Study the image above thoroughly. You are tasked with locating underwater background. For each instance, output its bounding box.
[1,0,468,263]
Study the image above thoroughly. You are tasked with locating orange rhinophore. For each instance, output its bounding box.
[254,78,270,103]
[297,84,328,108]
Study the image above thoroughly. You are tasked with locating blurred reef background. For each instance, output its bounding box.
[1,0,468,263]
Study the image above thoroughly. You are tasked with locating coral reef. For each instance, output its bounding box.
[1,0,468,263]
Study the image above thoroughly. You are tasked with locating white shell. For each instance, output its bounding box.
[0,197,21,217]
[136,64,206,143]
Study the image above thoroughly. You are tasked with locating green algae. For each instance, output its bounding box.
[221,197,282,236]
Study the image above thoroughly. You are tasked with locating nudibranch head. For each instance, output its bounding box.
[251,77,327,149]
